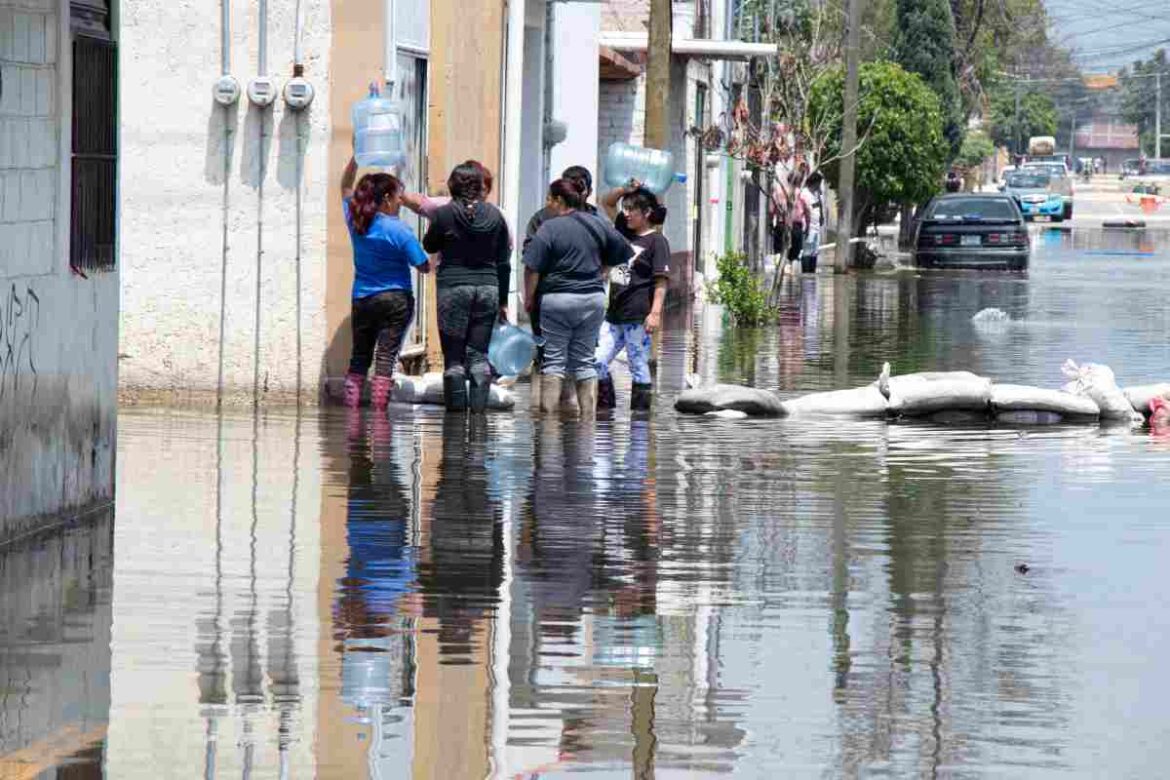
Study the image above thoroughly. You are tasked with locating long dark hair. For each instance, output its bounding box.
[548,178,586,210]
[622,187,668,226]
[350,173,402,235]
[448,161,488,206]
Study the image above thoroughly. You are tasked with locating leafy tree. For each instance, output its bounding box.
[892,0,964,155]
[956,130,995,169]
[809,61,949,234]
[1120,49,1169,156]
[987,86,1058,153]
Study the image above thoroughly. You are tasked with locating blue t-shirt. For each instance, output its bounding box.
[344,198,430,300]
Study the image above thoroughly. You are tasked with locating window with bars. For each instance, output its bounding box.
[70,1,117,273]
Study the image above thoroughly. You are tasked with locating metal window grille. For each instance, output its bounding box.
[71,35,117,272]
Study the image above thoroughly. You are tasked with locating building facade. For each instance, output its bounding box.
[1,0,119,537]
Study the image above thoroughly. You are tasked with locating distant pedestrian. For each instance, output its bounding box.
[523,166,598,411]
[596,183,671,411]
[339,157,430,410]
[799,171,825,273]
[945,169,962,193]
[423,162,513,413]
[523,178,632,418]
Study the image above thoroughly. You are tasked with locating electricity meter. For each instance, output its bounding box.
[283,77,315,111]
[247,76,278,108]
[213,75,241,107]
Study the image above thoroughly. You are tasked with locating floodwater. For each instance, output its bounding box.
[4,227,1170,778]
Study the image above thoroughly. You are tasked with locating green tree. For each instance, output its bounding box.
[987,86,1058,154]
[956,130,995,169]
[809,61,949,234]
[892,0,964,155]
[1120,49,1169,156]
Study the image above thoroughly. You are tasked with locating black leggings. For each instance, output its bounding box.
[437,283,498,384]
[349,290,414,377]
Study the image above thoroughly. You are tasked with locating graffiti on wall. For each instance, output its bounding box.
[0,284,41,403]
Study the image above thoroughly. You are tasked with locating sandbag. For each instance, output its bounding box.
[886,374,992,417]
[705,409,750,420]
[674,384,787,417]
[991,384,1100,419]
[1060,360,1142,423]
[392,373,516,411]
[1123,383,1170,417]
[995,411,1066,425]
[781,386,889,418]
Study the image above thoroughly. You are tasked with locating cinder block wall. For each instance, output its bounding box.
[0,0,119,537]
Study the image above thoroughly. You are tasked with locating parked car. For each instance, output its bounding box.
[1120,159,1142,178]
[1001,170,1064,221]
[1022,161,1074,220]
[913,194,1029,271]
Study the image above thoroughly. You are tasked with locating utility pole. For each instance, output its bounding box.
[1157,71,1163,159]
[645,0,672,150]
[836,0,862,272]
[1014,81,1022,160]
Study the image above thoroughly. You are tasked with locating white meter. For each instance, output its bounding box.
[283,77,315,111]
[247,76,278,107]
[213,75,241,107]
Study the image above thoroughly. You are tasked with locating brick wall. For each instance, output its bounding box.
[598,74,647,187]
[0,0,59,278]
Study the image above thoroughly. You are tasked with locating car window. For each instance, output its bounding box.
[927,198,1019,220]
[1006,173,1049,188]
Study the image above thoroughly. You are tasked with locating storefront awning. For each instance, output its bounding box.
[598,32,778,60]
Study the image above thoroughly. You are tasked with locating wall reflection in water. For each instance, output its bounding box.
[0,510,113,777]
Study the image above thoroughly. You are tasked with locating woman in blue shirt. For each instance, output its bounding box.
[341,157,431,410]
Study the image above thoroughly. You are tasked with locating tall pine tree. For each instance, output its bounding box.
[892,0,964,158]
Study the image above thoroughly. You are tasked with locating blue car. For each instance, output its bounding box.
[1002,170,1064,222]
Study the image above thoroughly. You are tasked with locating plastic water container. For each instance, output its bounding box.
[603,142,677,195]
[488,322,539,377]
[353,84,406,169]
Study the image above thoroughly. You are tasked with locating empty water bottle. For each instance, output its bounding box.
[353,84,406,169]
[603,142,676,195]
[488,322,539,378]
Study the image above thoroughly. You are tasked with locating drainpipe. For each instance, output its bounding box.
[384,0,398,95]
[294,0,305,71]
[502,0,526,317]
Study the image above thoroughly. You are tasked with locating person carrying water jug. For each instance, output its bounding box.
[523,178,633,418]
[596,183,671,411]
[422,162,513,413]
[339,157,430,411]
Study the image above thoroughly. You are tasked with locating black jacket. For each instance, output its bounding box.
[423,200,513,308]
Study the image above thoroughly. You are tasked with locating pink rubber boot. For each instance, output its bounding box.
[371,375,393,411]
[343,372,365,409]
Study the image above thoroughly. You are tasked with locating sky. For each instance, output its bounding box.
[1047,0,1170,73]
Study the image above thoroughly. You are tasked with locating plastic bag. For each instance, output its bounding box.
[391,373,515,410]
[991,384,1100,419]
[1123,383,1170,417]
[674,384,787,417]
[1060,360,1142,423]
[781,386,889,418]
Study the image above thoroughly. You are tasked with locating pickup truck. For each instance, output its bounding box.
[1022,161,1074,220]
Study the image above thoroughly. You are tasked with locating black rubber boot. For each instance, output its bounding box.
[630,382,653,411]
[597,376,617,410]
[443,372,468,412]
[468,376,491,414]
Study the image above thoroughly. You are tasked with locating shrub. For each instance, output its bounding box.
[709,252,776,326]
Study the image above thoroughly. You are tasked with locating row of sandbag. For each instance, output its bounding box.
[392,373,516,410]
[676,363,1169,424]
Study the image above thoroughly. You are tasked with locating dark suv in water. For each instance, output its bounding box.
[912,194,1030,271]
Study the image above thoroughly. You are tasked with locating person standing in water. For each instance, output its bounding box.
[523,178,632,418]
[340,158,430,410]
[423,162,513,413]
[597,183,671,411]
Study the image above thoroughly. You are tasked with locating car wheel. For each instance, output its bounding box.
[1052,215,1064,223]
[1064,204,1073,220]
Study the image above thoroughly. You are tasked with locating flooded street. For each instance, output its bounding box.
[5,228,1170,777]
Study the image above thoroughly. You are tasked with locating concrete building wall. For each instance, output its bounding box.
[548,2,601,193]
[118,0,332,406]
[0,0,118,536]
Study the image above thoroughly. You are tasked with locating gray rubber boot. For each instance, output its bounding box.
[630,382,653,411]
[468,376,491,414]
[530,372,543,413]
[443,371,468,412]
[576,379,598,421]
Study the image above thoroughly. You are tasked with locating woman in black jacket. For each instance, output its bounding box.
[423,162,514,412]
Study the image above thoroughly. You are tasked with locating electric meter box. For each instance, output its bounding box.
[247,76,278,107]
[213,75,241,107]
[283,77,315,111]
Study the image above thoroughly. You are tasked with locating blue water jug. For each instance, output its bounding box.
[353,84,406,169]
[603,142,676,195]
[488,322,539,377]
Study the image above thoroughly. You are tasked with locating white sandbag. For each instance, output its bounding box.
[991,384,1100,419]
[675,384,787,417]
[705,409,750,420]
[391,373,516,411]
[781,386,890,418]
[886,374,992,417]
[1060,360,1143,423]
[1123,383,1170,417]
